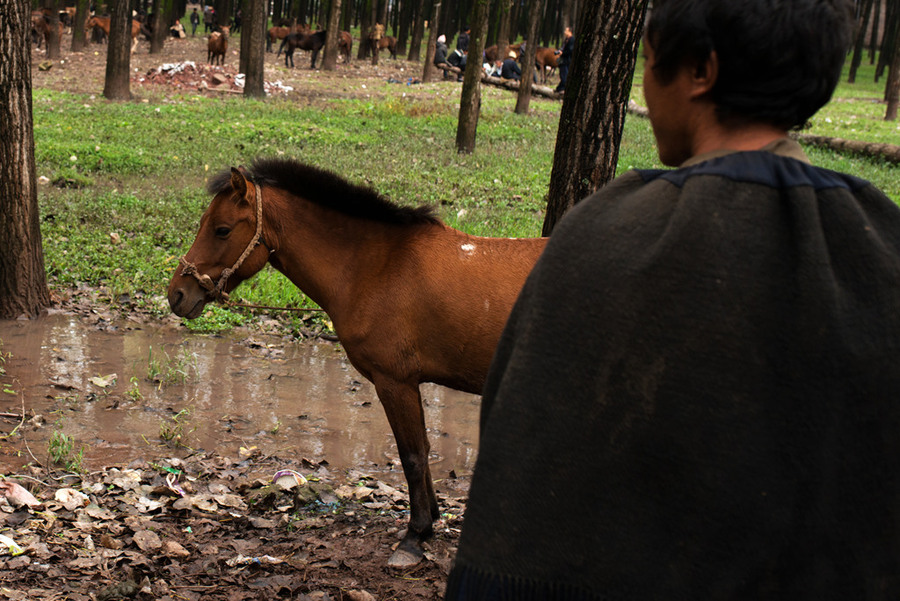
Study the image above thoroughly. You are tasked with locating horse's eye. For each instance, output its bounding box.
[215,226,231,238]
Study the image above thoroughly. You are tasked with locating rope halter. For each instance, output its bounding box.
[178,175,265,303]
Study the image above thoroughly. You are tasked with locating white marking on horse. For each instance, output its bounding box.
[460,243,476,257]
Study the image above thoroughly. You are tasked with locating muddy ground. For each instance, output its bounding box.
[1,33,482,600]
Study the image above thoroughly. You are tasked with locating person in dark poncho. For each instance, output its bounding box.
[445,0,900,600]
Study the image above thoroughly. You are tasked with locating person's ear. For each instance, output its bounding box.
[690,50,718,99]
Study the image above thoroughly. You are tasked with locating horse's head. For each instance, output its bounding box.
[167,167,270,319]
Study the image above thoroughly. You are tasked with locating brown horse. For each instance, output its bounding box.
[338,30,352,63]
[372,35,397,59]
[534,46,559,84]
[277,30,327,68]
[86,16,142,52]
[266,23,308,52]
[167,159,547,567]
[207,28,228,65]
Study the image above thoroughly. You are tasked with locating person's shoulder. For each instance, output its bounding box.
[659,151,873,194]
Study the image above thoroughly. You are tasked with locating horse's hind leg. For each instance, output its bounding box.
[373,375,439,568]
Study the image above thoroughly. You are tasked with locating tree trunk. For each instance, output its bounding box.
[407,0,427,61]
[43,0,63,59]
[542,0,649,236]
[71,0,90,52]
[104,0,133,100]
[243,0,267,97]
[357,0,370,59]
[0,0,52,319]
[421,0,440,80]
[495,0,511,49]
[149,0,169,54]
[849,0,875,84]
[886,46,900,120]
[455,0,489,154]
[870,0,882,64]
[322,0,342,69]
[514,0,543,114]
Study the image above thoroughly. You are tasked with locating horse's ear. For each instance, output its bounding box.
[230,167,249,203]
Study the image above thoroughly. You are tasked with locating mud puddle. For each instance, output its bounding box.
[0,313,480,484]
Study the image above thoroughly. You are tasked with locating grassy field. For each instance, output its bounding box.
[33,54,900,334]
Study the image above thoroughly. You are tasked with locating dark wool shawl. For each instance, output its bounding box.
[446,144,900,600]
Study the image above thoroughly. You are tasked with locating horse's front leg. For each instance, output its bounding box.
[373,375,440,568]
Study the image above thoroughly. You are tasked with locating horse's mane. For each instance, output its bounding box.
[207,158,442,226]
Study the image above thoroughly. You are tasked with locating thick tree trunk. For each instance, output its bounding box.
[322,0,343,70]
[103,0,132,100]
[43,0,63,59]
[542,0,649,235]
[71,0,90,52]
[357,0,371,59]
[514,0,543,114]
[243,0,267,97]
[455,0,489,154]
[0,0,51,319]
[149,0,170,54]
[421,1,440,80]
[495,0,511,49]
[407,0,427,62]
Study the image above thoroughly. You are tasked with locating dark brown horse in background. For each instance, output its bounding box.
[277,30,327,68]
[338,30,353,63]
[167,159,547,567]
[86,15,142,52]
[266,22,309,52]
[534,46,559,84]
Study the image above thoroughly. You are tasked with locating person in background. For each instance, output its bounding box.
[555,25,574,93]
[447,47,467,81]
[457,25,470,52]
[434,34,451,79]
[500,51,521,80]
[189,8,200,36]
[203,5,214,34]
[446,0,900,599]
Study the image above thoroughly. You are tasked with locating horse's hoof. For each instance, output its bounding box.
[387,547,422,569]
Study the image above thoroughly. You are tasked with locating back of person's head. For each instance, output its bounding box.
[645,0,853,129]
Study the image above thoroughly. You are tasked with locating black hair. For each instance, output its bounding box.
[646,0,853,129]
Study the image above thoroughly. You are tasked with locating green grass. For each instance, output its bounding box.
[33,56,900,333]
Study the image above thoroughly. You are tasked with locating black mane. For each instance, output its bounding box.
[207,158,441,226]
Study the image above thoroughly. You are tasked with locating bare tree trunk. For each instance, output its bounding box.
[149,0,169,54]
[542,0,649,235]
[887,47,900,120]
[357,0,371,59]
[455,0,489,154]
[849,0,875,83]
[71,0,90,52]
[322,0,342,69]
[408,0,427,62]
[515,0,543,114]
[495,0,511,49]
[43,0,63,58]
[422,1,440,81]
[0,0,51,319]
[104,0,133,100]
[244,0,267,97]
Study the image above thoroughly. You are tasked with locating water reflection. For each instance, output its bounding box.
[0,314,480,484]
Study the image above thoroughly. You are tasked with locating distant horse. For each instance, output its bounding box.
[339,30,352,63]
[371,35,397,59]
[167,159,547,567]
[534,46,559,84]
[484,42,522,63]
[86,15,142,52]
[207,28,228,65]
[278,30,327,69]
[31,14,63,51]
[266,23,308,52]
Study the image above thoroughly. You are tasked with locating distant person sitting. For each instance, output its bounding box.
[500,51,521,80]
[433,34,452,79]
[484,58,503,78]
[447,48,467,81]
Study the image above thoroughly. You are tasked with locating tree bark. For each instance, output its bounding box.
[455,0,489,153]
[103,0,132,100]
[71,0,90,52]
[43,0,63,59]
[243,0,267,97]
[542,0,649,236]
[514,0,543,114]
[0,0,52,319]
[495,0,511,50]
[322,0,343,70]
